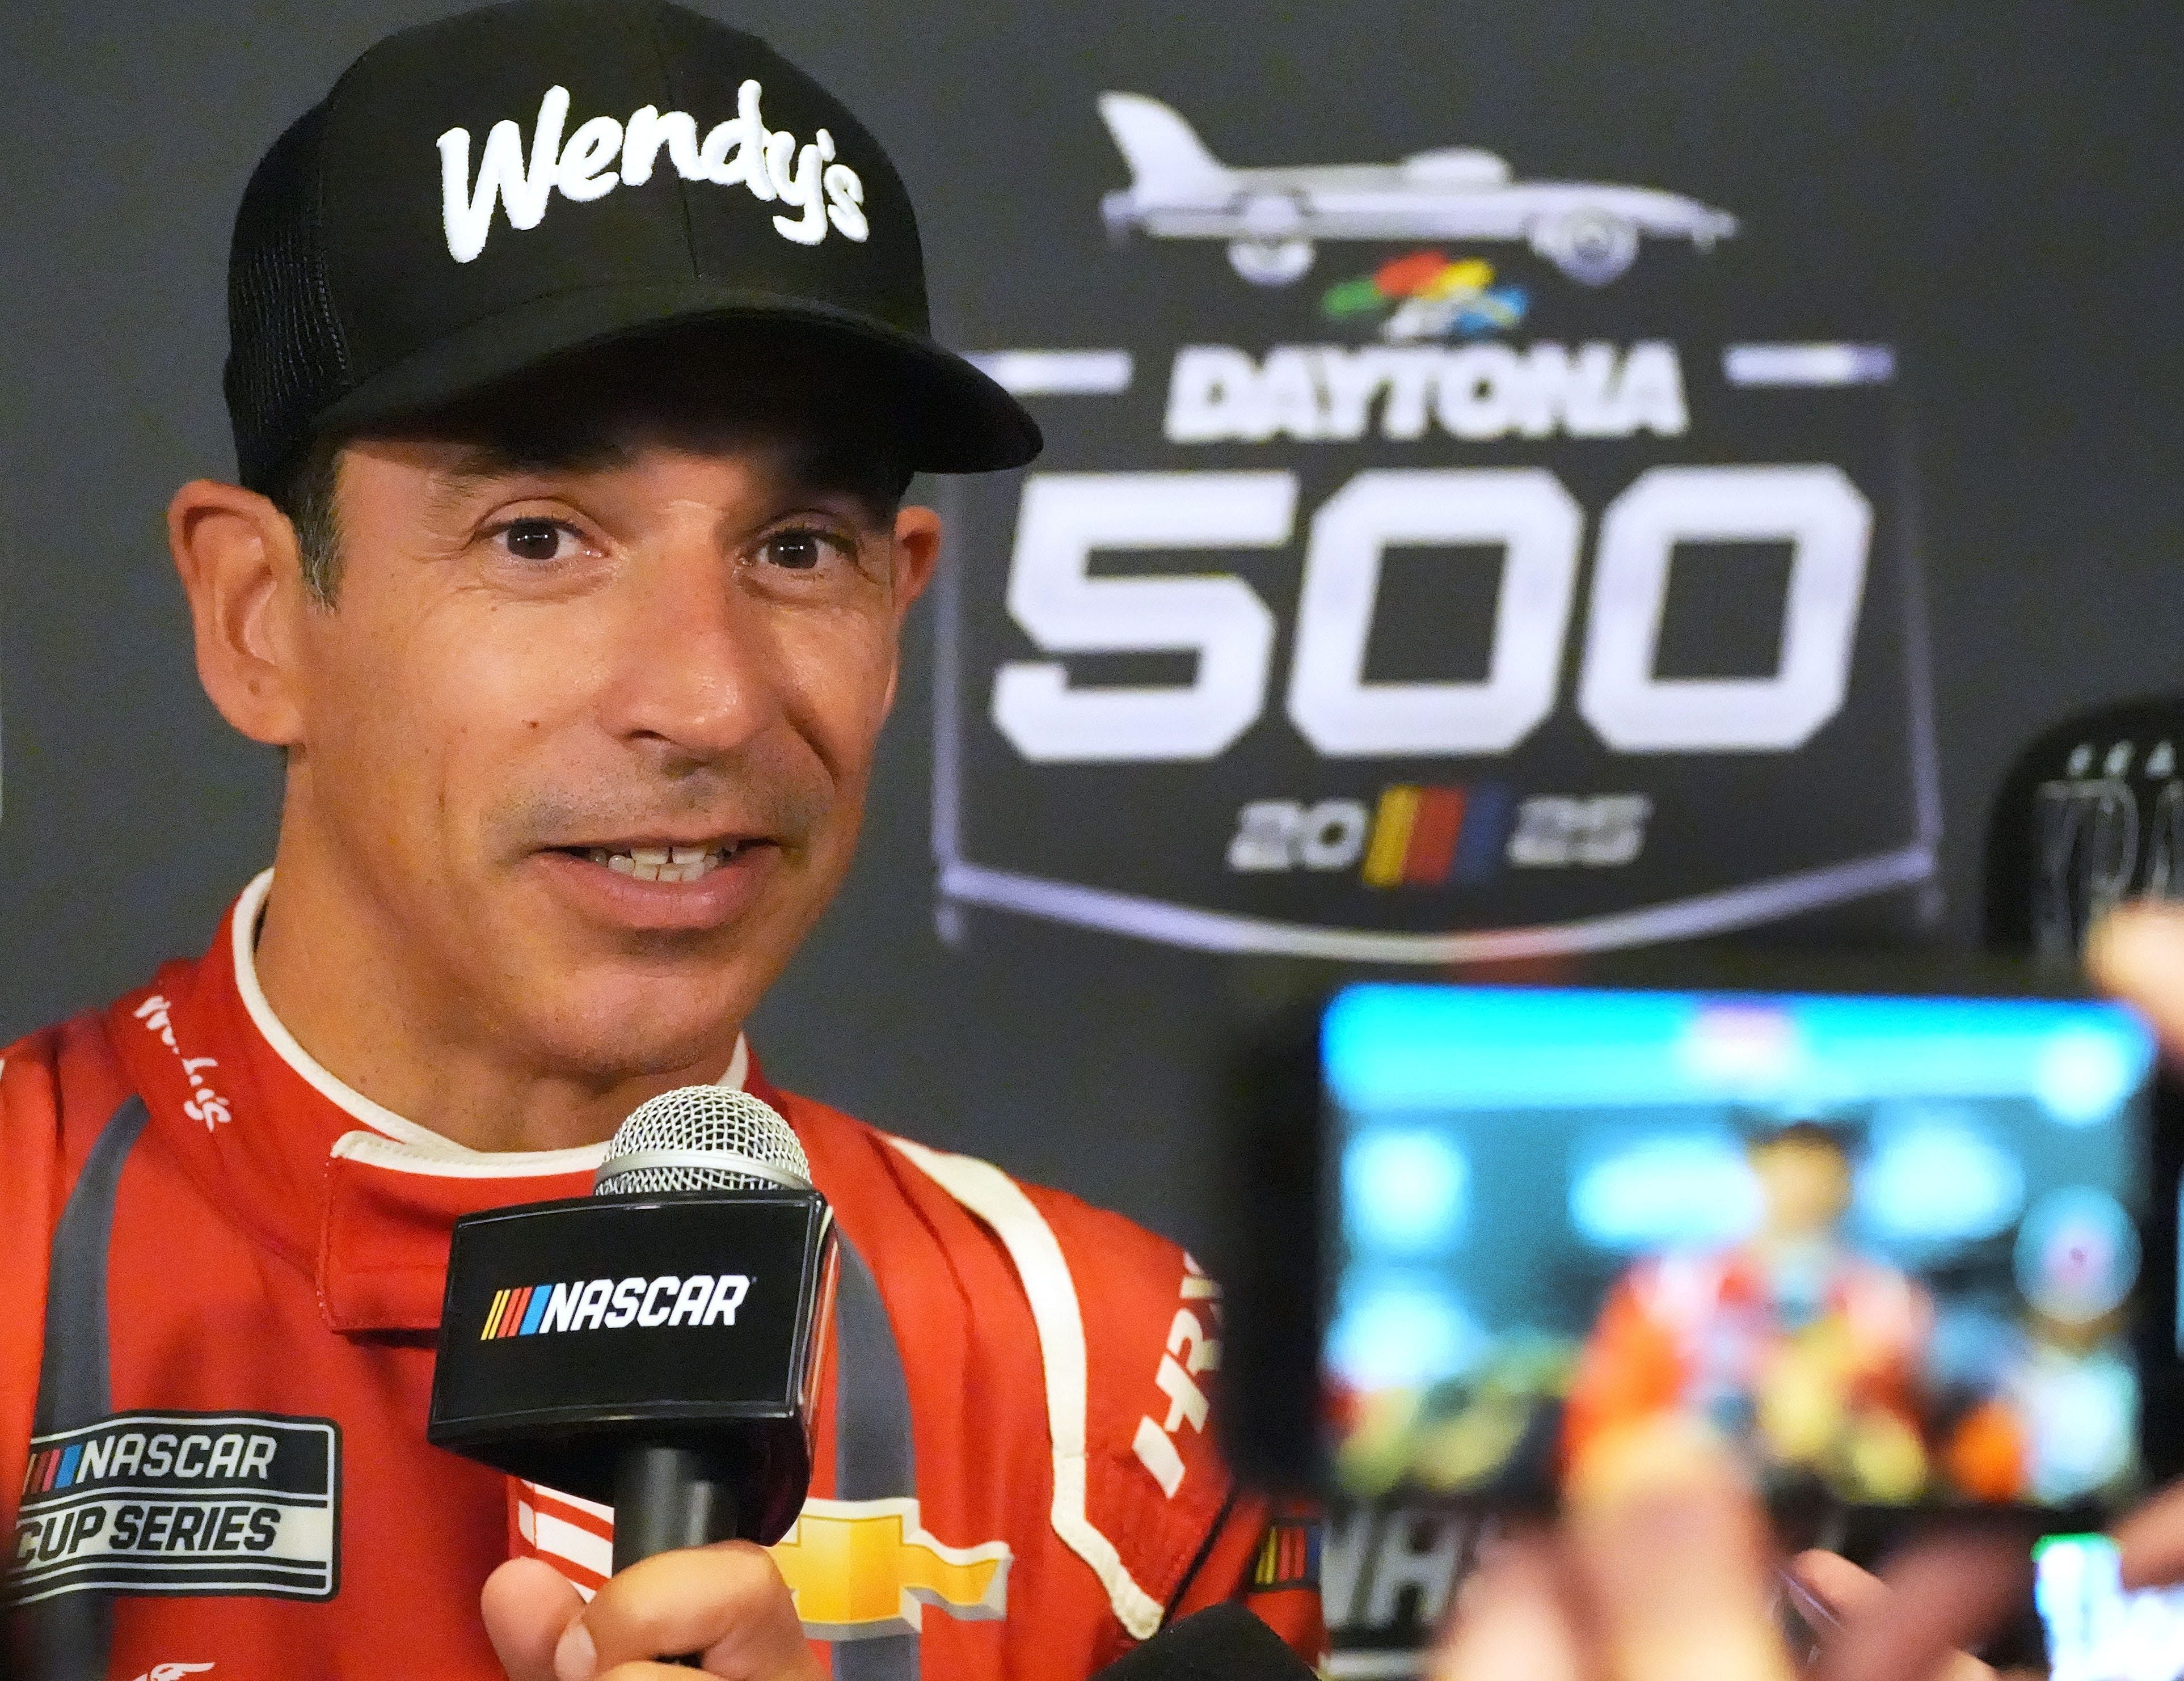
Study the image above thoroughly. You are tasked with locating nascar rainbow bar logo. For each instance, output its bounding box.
[1360,784,1513,889]
[482,1286,549,1339]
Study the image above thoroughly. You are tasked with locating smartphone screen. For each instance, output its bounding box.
[1322,985,2157,1507]
[2035,1533,2184,1681]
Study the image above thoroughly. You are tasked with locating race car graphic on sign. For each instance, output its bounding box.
[933,96,1937,967]
[1096,92,1737,286]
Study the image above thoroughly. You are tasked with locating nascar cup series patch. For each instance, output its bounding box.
[937,94,1936,961]
[9,1413,340,1603]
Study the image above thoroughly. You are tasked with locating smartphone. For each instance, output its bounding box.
[1776,1569,1843,1669]
[1220,968,2173,1516]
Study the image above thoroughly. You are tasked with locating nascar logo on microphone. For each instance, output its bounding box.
[482,1273,751,1339]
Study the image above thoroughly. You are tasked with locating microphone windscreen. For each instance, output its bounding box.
[595,1085,813,1196]
[1090,1604,1318,1680]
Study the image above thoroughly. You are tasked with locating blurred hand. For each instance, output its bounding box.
[1429,1421,2027,1681]
[2079,903,2184,1598]
[482,1544,821,1681]
[2087,907,2184,1596]
[2089,899,2184,1062]
[1786,1548,2005,1681]
[1433,900,2184,1681]
[1779,899,2184,1658]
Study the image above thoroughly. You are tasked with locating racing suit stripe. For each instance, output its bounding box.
[831,1235,918,1681]
[8,1095,150,1681]
[883,1135,1165,1641]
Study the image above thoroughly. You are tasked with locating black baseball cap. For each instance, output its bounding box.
[224,0,1040,493]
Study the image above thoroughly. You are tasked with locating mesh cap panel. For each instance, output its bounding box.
[595,1086,812,1195]
[225,102,351,494]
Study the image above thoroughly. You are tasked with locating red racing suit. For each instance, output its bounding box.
[1563,1244,1932,1488]
[1,873,1323,1679]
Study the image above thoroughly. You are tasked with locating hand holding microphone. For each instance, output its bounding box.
[482,1543,816,1681]
[429,1087,833,1679]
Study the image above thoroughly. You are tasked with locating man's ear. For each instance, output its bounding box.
[889,504,942,618]
[879,504,943,719]
[167,478,310,747]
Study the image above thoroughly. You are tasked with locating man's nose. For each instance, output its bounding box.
[595,531,778,764]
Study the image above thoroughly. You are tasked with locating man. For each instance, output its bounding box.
[0,4,1323,1676]
[1564,1117,1933,1503]
[1428,905,2184,1681]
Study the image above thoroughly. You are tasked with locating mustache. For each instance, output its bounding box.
[499,765,833,851]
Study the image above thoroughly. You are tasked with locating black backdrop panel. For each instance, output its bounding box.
[4,10,2184,1669]
[941,179,1933,959]
[9,0,2184,1296]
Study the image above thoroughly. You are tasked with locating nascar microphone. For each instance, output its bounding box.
[428,1086,836,1574]
[1089,1604,1318,1680]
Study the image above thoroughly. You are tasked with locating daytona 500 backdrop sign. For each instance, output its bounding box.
[937,93,1938,960]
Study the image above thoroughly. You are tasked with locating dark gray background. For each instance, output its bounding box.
[5,0,2182,1254]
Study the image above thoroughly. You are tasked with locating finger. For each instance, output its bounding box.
[1815,1529,2027,1681]
[591,1667,806,1681]
[480,1556,587,1681]
[1795,1546,2004,1681]
[1566,1420,1794,1681]
[579,1541,815,1679]
[1789,1550,1889,1624]
[1431,1530,1588,1681]
[2113,1479,2184,1589]
[2086,903,2184,1052]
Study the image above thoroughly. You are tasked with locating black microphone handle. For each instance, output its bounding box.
[612,1442,745,1670]
[1090,1603,1319,1679]
[611,1442,744,1572]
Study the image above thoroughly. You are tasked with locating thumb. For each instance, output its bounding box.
[1813,1531,2026,1681]
[2086,903,2184,1053]
[1567,1420,1795,1681]
[482,1556,588,1681]
[2112,1478,2184,1589]
[1789,1550,1890,1624]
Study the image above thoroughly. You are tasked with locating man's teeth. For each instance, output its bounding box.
[584,844,740,883]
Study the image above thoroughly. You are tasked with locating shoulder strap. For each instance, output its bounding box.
[823,1235,924,1680]
[883,1135,1165,1641]
[7,1093,151,1680]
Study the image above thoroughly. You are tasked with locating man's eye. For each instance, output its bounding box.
[498,518,575,563]
[757,528,845,572]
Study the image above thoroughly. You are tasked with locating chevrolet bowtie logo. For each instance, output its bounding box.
[771,1498,1010,1636]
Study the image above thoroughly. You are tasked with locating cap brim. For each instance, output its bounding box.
[312,282,1040,474]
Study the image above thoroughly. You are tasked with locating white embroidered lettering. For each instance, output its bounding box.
[1133,1258,1224,1498]
[620,105,700,185]
[437,79,866,261]
[134,996,233,1130]
[555,114,625,202]
[438,85,567,264]
[823,161,867,242]
[771,132,829,245]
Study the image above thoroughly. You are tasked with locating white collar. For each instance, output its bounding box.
[230,867,749,1179]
